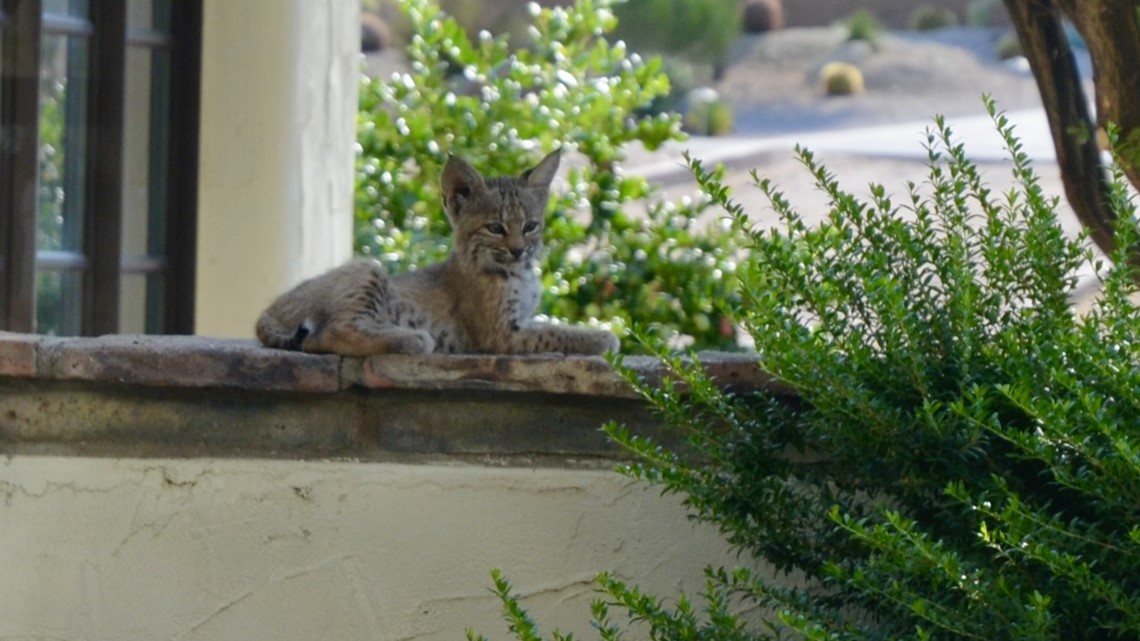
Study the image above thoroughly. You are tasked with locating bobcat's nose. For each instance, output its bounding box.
[509,247,525,260]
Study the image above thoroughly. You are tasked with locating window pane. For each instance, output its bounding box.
[42,0,89,18]
[38,32,88,254]
[120,273,146,333]
[128,0,170,32]
[35,270,82,335]
[0,24,4,137]
[119,271,165,333]
[37,31,89,335]
[121,44,171,331]
[119,272,146,333]
[127,0,152,29]
[123,47,153,258]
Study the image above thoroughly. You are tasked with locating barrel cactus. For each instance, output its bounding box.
[819,61,865,96]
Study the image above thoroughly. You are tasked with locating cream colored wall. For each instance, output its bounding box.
[74,6,759,638]
[195,0,359,337]
[0,456,749,641]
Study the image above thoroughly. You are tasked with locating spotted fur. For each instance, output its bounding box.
[255,150,620,356]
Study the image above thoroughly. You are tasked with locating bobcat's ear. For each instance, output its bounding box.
[442,155,486,217]
[521,148,561,190]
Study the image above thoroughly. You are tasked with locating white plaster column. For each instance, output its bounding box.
[195,0,359,337]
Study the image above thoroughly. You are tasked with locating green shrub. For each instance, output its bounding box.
[683,93,735,136]
[638,54,702,118]
[356,0,745,352]
[471,100,1140,640]
[841,9,885,49]
[908,5,959,31]
[612,0,740,78]
[705,100,735,135]
[965,0,1002,27]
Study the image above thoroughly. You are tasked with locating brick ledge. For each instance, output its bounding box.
[0,332,789,464]
[0,332,784,398]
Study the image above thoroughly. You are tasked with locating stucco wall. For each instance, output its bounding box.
[0,334,788,641]
[195,0,359,338]
[0,456,743,641]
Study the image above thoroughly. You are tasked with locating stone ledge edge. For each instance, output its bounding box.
[0,332,788,398]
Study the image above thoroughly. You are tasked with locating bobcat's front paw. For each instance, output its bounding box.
[385,330,436,354]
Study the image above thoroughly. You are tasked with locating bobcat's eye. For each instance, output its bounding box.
[485,223,507,236]
[522,220,540,234]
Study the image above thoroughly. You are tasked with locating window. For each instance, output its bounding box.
[0,0,201,335]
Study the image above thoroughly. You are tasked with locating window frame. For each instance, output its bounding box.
[0,0,41,333]
[0,0,201,335]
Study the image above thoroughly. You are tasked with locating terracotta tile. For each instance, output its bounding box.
[0,332,42,378]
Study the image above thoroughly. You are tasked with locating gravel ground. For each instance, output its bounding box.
[622,25,1103,304]
[715,26,1054,135]
[625,26,1091,230]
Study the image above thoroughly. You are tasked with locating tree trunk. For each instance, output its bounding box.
[1001,0,1117,256]
[1056,0,1140,192]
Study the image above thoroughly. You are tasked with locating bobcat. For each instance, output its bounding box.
[255,150,620,357]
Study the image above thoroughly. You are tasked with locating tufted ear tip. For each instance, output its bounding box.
[441,154,486,216]
[522,148,561,189]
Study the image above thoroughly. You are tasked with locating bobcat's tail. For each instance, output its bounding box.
[256,314,311,351]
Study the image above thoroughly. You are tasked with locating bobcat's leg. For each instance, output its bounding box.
[507,323,619,355]
[302,316,435,356]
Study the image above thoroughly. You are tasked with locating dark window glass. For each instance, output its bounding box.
[36,29,89,334]
[42,0,88,17]
[0,9,5,112]
[1,0,199,336]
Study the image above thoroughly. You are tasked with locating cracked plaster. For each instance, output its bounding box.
[0,323,787,641]
[0,457,762,641]
[0,328,787,640]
